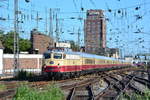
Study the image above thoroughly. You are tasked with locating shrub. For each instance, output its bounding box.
[132,90,150,100]
[13,84,64,100]
[16,70,35,80]
[120,89,150,100]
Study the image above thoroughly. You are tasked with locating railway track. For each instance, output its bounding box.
[65,68,150,100]
[63,69,133,100]
[0,67,149,100]
[95,71,149,100]
[0,76,87,100]
[0,81,19,100]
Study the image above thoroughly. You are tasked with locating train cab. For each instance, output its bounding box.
[43,51,65,73]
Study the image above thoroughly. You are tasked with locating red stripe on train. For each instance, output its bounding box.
[44,64,130,72]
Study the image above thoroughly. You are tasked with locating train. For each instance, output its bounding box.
[42,49,132,79]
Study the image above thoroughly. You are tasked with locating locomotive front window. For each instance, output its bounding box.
[54,53,62,59]
[44,53,51,59]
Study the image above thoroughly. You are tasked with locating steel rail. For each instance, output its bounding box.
[95,71,145,100]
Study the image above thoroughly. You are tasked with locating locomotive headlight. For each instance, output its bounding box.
[50,61,54,64]
[43,65,46,68]
[42,64,46,70]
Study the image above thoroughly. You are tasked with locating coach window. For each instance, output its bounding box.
[54,53,62,59]
[44,53,51,59]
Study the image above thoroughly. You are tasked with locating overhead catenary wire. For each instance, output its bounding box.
[72,0,78,11]
[1,2,150,37]
[106,1,150,55]
[104,1,150,12]
[88,0,97,8]
[1,1,150,15]
[0,0,150,56]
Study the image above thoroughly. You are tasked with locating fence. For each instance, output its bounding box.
[1,54,43,76]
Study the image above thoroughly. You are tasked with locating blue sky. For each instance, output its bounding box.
[0,0,150,57]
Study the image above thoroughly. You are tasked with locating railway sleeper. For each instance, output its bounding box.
[95,73,135,99]
[67,85,95,100]
[129,83,145,95]
[67,88,76,100]
[113,70,146,99]
[86,85,95,100]
[0,89,15,99]
[103,73,135,99]
[104,74,128,91]
[127,75,150,88]
[113,78,134,100]
[107,75,131,90]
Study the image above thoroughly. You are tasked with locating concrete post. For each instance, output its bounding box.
[0,49,3,75]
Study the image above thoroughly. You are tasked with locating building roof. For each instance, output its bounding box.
[0,41,4,49]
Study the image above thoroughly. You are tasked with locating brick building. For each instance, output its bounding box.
[31,29,54,54]
[84,9,106,54]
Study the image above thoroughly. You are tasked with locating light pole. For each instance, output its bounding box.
[14,0,19,77]
[14,0,30,76]
[69,27,81,51]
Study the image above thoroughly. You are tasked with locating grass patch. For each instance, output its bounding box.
[0,84,6,92]
[13,84,64,100]
[131,90,150,100]
[119,89,150,100]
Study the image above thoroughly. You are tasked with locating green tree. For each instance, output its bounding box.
[2,31,14,53]
[0,30,4,41]
[19,39,31,52]
[0,31,31,53]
